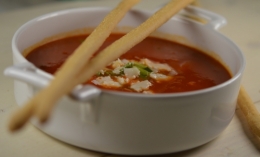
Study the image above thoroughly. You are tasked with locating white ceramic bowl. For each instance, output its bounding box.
[4,6,245,155]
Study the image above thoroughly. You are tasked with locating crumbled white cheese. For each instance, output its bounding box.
[93,58,177,91]
[115,77,129,85]
[143,90,154,94]
[142,58,172,71]
[111,58,124,68]
[131,80,152,92]
[113,67,122,74]
[121,59,129,64]
[169,69,178,76]
[150,72,171,81]
[124,67,140,79]
[92,76,121,87]
[99,69,105,75]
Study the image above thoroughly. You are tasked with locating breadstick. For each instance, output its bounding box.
[9,0,140,131]
[238,86,260,137]
[191,0,199,6]
[35,0,195,122]
[76,0,195,85]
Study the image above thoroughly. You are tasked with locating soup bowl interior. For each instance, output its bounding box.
[10,7,245,155]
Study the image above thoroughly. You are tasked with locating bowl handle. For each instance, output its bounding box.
[70,85,102,102]
[4,62,52,88]
[152,5,226,30]
[184,6,227,30]
[4,62,102,101]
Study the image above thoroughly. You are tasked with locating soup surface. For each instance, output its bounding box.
[25,33,231,93]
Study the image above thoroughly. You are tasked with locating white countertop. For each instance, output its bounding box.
[1,0,260,156]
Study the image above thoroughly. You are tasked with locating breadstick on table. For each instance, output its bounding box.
[35,0,195,121]
[238,86,260,137]
[8,0,140,131]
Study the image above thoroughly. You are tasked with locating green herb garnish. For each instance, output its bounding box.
[138,67,151,78]
[97,61,153,79]
[124,62,133,68]
[133,63,153,72]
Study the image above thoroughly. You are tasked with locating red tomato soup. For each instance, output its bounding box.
[25,34,231,94]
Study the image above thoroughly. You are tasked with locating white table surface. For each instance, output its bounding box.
[1,0,260,156]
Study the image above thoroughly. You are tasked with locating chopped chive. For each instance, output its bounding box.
[124,62,133,68]
[138,68,150,78]
[133,63,152,72]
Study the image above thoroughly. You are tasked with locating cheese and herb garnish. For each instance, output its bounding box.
[91,58,177,93]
